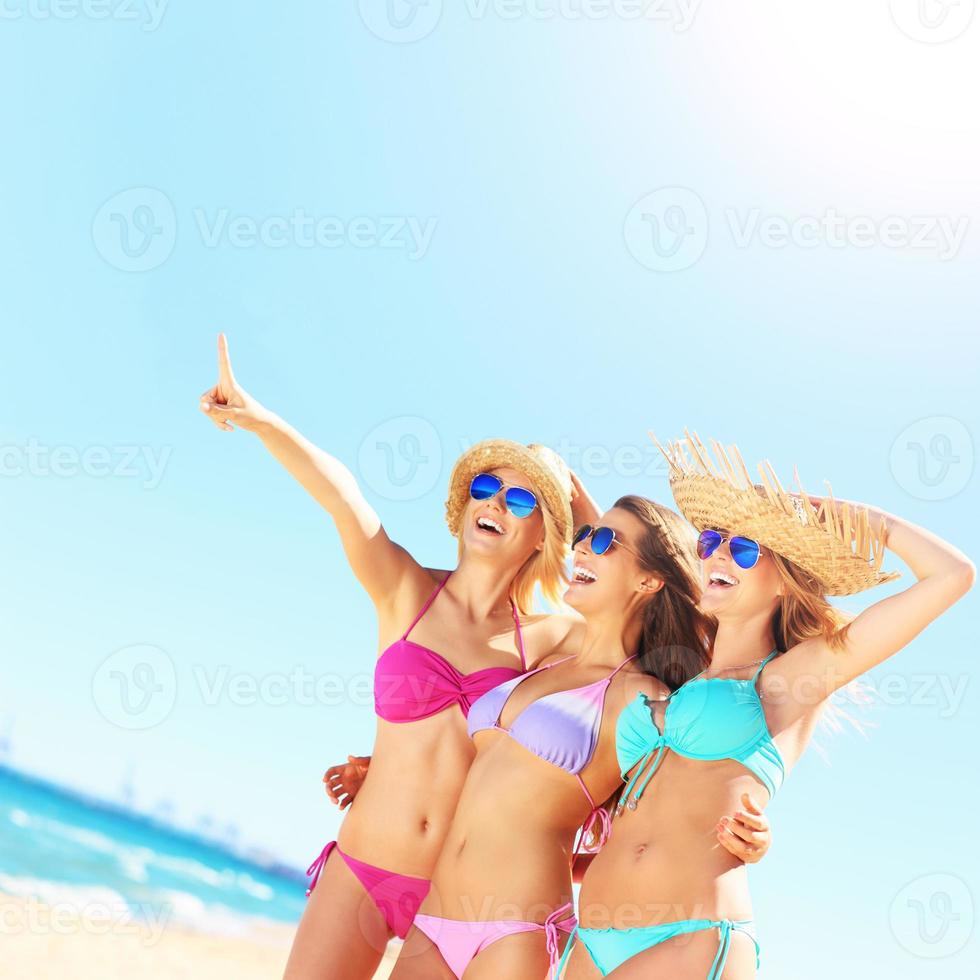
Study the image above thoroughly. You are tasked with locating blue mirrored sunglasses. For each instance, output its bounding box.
[697,529,761,569]
[469,472,538,519]
[572,524,639,558]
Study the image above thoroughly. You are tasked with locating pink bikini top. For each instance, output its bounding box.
[374,570,528,724]
[467,652,640,853]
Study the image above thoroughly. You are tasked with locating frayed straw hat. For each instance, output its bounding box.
[653,430,899,596]
[445,440,573,548]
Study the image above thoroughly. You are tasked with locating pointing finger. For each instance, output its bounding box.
[217,332,236,389]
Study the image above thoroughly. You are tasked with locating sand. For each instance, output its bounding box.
[0,893,400,979]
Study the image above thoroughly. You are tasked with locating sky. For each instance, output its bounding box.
[1,2,978,976]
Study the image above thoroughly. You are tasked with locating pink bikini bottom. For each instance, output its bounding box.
[413,901,576,978]
[305,840,431,940]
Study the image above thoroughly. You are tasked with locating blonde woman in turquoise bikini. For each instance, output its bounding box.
[557,432,973,979]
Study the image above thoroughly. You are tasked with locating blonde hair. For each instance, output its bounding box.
[455,479,569,615]
[766,551,871,747]
[768,551,853,652]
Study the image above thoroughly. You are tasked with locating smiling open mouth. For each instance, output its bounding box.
[708,571,739,589]
[476,516,505,535]
[573,565,597,584]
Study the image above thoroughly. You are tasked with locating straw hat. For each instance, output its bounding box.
[653,430,900,596]
[445,440,573,548]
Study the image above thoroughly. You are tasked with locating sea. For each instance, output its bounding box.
[0,765,307,938]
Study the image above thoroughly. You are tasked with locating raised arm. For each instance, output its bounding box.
[570,470,603,527]
[778,499,974,698]
[199,334,420,605]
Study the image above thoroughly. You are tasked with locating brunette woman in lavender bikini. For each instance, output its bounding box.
[199,333,584,980]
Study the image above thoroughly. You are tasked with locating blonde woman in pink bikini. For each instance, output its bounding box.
[199,334,581,979]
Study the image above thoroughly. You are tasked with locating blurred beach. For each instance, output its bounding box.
[0,890,293,978]
[0,892,400,979]
[0,764,408,978]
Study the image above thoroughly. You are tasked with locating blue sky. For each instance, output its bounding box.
[1,2,978,976]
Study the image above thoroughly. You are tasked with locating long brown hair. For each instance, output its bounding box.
[581,496,713,850]
[613,495,714,690]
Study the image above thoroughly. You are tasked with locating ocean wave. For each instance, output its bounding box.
[0,876,293,944]
[8,808,30,829]
[147,889,290,941]
[0,873,127,911]
[0,779,301,928]
[5,808,120,856]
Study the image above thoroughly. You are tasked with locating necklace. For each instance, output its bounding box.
[700,654,770,678]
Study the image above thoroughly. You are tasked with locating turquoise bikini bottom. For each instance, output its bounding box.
[556,917,759,978]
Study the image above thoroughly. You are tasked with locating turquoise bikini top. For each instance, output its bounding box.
[615,650,785,815]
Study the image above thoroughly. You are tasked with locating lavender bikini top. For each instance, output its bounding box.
[374,570,527,723]
[467,652,640,852]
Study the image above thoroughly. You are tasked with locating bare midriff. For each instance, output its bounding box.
[419,735,607,922]
[336,713,478,878]
[577,751,769,929]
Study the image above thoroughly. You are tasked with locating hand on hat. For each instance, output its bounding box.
[199,333,272,433]
[791,492,887,538]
